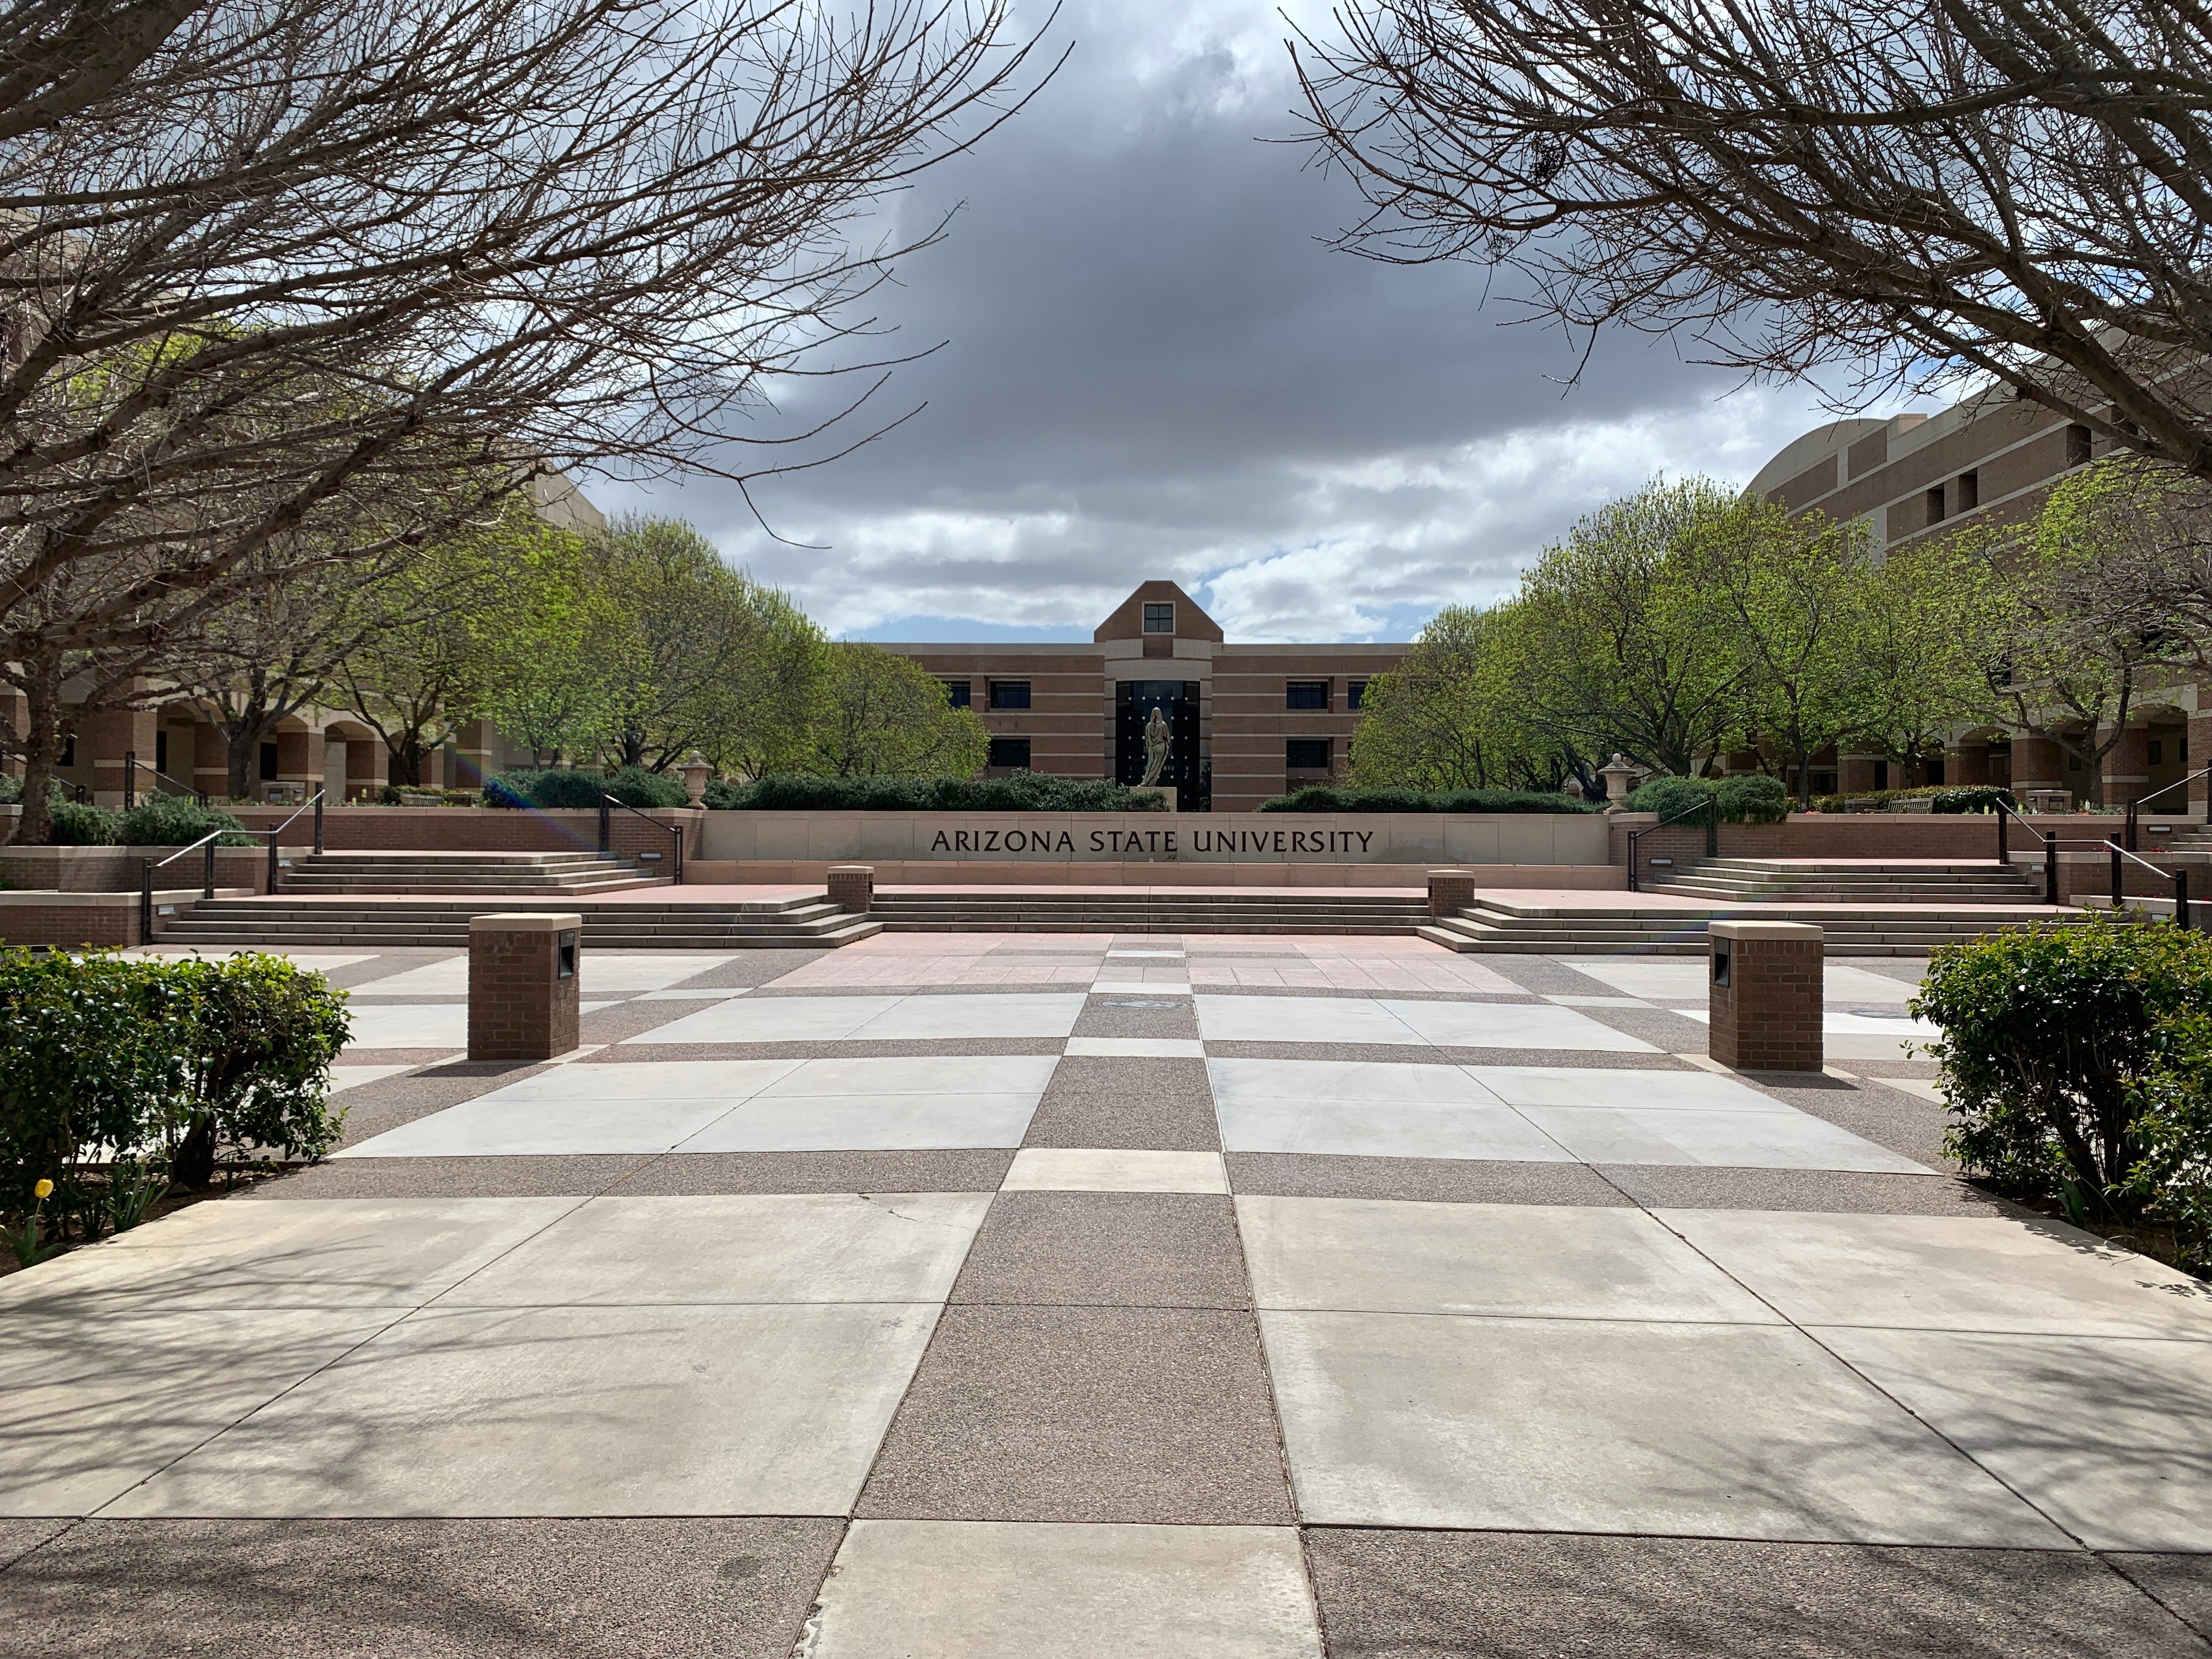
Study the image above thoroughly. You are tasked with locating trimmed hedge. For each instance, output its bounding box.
[1256,786,1595,815]
[485,766,688,810]
[1622,774,1790,825]
[1914,919,2212,1271]
[117,795,257,847]
[1,950,350,1249]
[1813,785,2018,815]
[708,774,1171,812]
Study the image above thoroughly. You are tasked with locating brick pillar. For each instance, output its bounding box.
[827,865,874,912]
[1945,740,1989,787]
[1837,753,1881,795]
[2191,713,2212,817]
[450,718,497,789]
[188,720,232,800]
[345,737,384,802]
[1427,868,1476,917]
[89,705,159,806]
[2010,733,2065,797]
[273,728,324,801]
[1708,920,1823,1074]
[2099,725,2149,808]
[467,912,582,1062]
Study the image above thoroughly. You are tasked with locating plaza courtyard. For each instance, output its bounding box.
[3,932,2210,1656]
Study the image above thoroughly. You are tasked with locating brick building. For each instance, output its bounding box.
[1750,392,2207,812]
[886,581,1406,814]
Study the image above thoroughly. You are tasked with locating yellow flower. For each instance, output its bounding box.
[32,1178,53,1200]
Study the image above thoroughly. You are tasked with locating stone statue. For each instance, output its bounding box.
[1139,706,1173,787]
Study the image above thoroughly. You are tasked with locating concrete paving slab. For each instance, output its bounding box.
[1063,1037,1206,1058]
[1666,1210,2212,1339]
[336,1062,806,1158]
[358,953,742,998]
[948,1193,1250,1308]
[1195,996,1425,1045]
[444,1193,991,1307]
[857,1305,1293,1524]
[1238,1197,1776,1322]
[1001,1148,1229,1193]
[1597,1166,2008,1216]
[671,1093,1040,1152]
[1261,1311,2068,1543]
[1209,1056,1507,1107]
[1471,1065,1797,1113]
[1217,1095,1578,1162]
[848,994,1087,1041]
[1020,1055,1220,1151]
[799,1520,1321,1659]
[1564,960,1714,1000]
[754,1054,1058,1098]
[1304,1529,2205,1659]
[0,1197,578,1312]
[0,1309,398,1516]
[343,1004,473,1051]
[605,1149,1014,1195]
[1816,1327,2212,1550]
[107,1302,939,1518]
[1071,998,1204,1040]
[2106,1554,2212,1644]
[0,1515,843,1659]
[330,1064,418,1093]
[631,995,902,1043]
[250,1154,652,1200]
[1225,1153,1633,1206]
[1517,1105,1933,1172]
[1380,997,1658,1052]
[1088,980,1192,995]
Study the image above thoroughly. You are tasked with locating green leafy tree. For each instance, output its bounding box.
[802,644,990,777]
[1844,533,2006,781]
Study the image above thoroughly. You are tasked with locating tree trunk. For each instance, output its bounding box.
[13,674,70,846]
[171,1114,217,1190]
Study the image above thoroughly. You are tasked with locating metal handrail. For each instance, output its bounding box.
[2107,838,2194,930]
[1994,802,2060,906]
[2124,763,2210,851]
[597,791,684,883]
[260,789,326,892]
[139,828,224,945]
[123,751,207,806]
[1624,793,1719,894]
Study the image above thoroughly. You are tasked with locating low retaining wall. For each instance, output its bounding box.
[1607,811,2191,867]
[685,860,1626,890]
[698,811,1610,868]
[0,844,269,894]
[0,888,253,948]
[225,805,702,862]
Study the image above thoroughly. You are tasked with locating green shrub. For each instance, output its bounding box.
[1931,786,2018,815]
[711,774,1172,812]
[117,795,257,847]
[1912,920,2212,1257]
[164,953,352,1188]
[49,798,123,844]
[1257,785,1594,814]
[1714,774,1789,825]
[1623,775,1716,821]
[483,768,687,810]
[0,774,19,804]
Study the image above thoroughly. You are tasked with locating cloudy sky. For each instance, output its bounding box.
[597,0,1893,644]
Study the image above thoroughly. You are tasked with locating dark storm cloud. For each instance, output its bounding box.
[595,0,1855,641]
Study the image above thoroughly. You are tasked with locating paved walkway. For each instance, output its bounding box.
[3,935,2209,1655]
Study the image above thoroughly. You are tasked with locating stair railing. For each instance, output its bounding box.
[140,828,224,944]
[2107,839,2194,930]
[1624,794,1719,894]
[261,789,327,893]
[597,791,684,883]
[2123,764,2210,851]
[1994,802,2059,906]
[123,752,208,807]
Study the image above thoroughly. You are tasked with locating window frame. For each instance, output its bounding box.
[1285,737,1331,771]
[986,736,1032,770]
[941,679,972,709]
[1141,602,1175,635]
[1346,680,1368,710]
[1285,680,1330,712]
[988,680,1032,710]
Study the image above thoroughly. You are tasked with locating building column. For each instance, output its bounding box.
[273,728,325,801]
[450,718,498,789]
[89,705,159,806]
[2010,733,2066,797]
[1945,739,1989,788]
[2098,724,2150,808]
[2192,713,2212,816]
[1837,753,1882,795]
[346,738,384,802]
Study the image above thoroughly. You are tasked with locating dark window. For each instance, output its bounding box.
[155,730,168,773]
[988,680,1031,710]
[1927,757,1945,785]
[1925,485,1946,525]
[1346,680,1368,710]
[941,680,971,708]
[2149,738,2165,766]
[58,735,75,768]
[1286,738,1331,771]
[1142,602,1175,634]
[2067,424,2093,467]
[1874,760,1889,790]
[987,737,1031,769]
[1957,470,1979,512]
[1285,681,1329,710]
[1812,771,1837,796]
[2068,751,2083,771]
[259,741,279,781]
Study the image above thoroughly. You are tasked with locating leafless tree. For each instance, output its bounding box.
[1293,0,2212,468]
[0,0,1052,838]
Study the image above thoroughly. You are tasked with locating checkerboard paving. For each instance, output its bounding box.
[6,935,2210,1657]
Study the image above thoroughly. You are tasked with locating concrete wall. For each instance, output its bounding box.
[698,811,1610,867]
[0,889,248,947]
[0,845,268,894]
